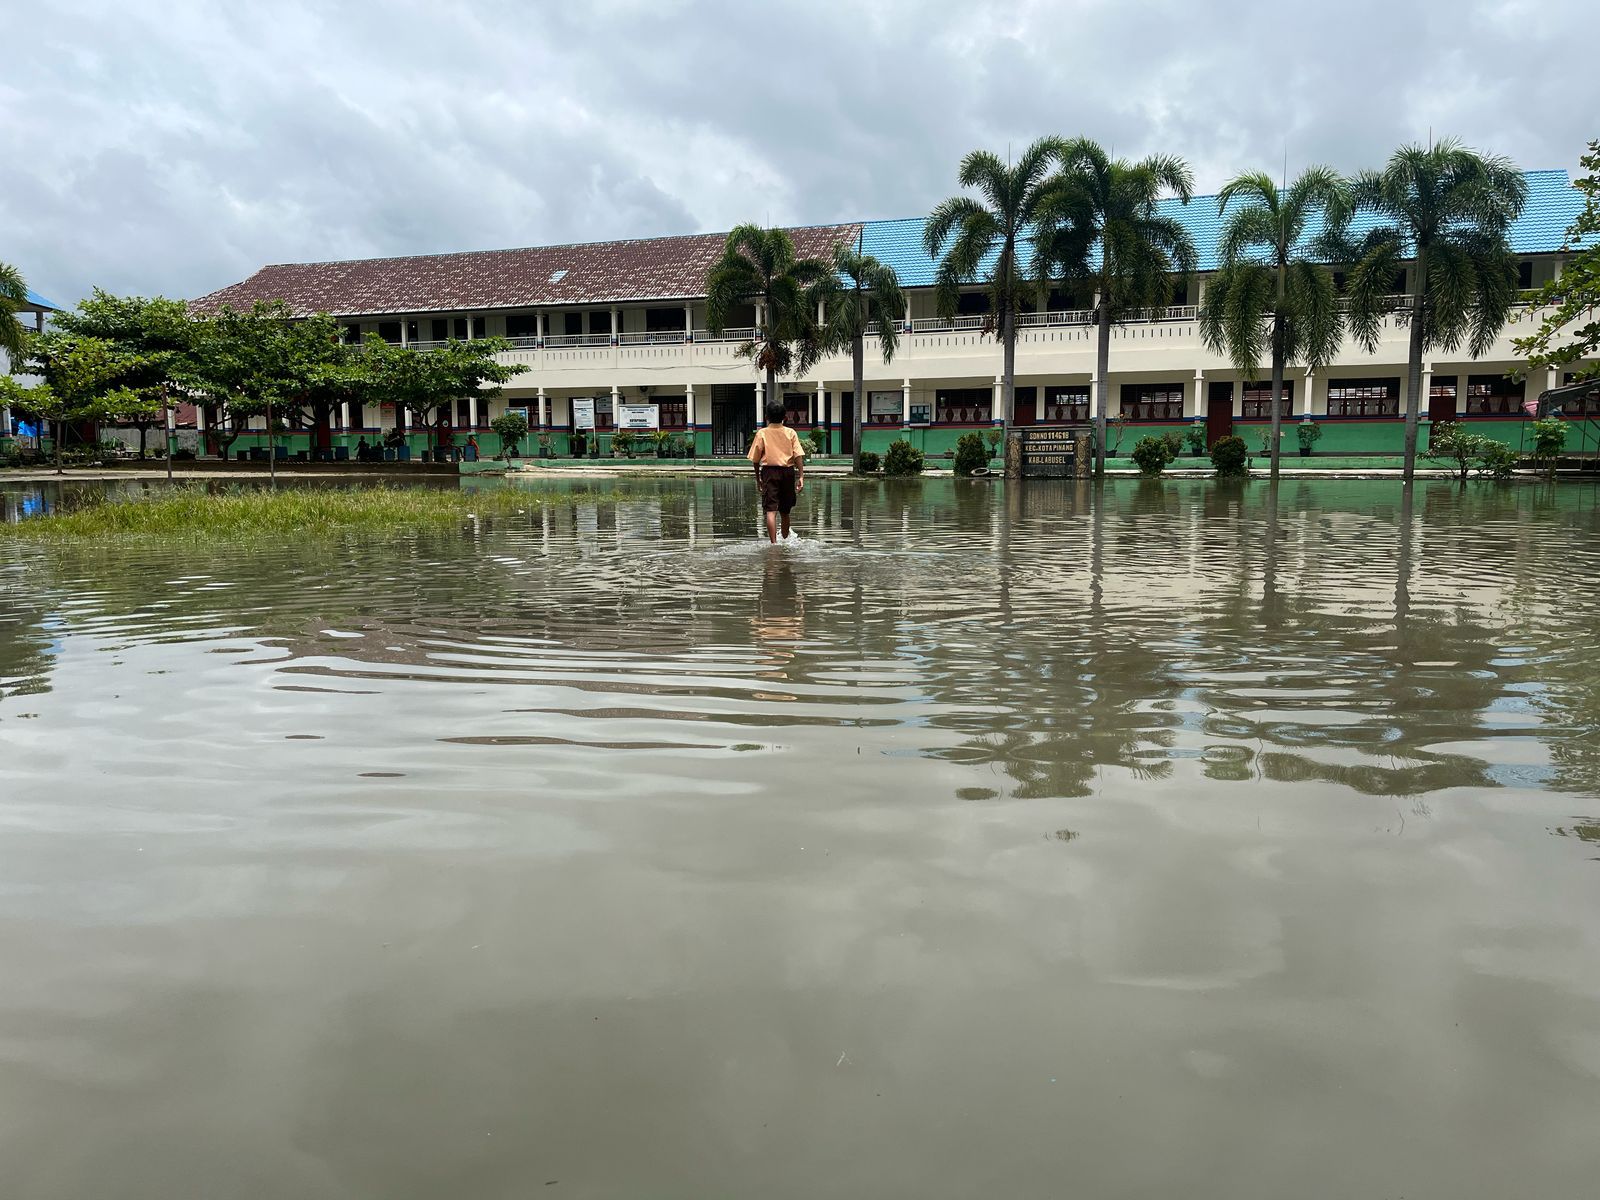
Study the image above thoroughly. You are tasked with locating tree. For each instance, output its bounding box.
[1425,420,1491,482]
[821,237,903,474]
[923,138,1070,433]
[491,410,528,459]
[194,302,301,479]
[10,334,149,473]
[1198,167,1350,479]
[1048,140,1197,474]
[704,225,832,425]
[1343,139,1528,483]
[363,335,526,455]
[1,262,30,365]
[50,291,204,459]
[1516,139,1600,382]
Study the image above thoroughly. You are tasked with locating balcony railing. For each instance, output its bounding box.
[1017,308,1094,327]
[692,326,757,343]
[618,330,688,345]
[544,332,612,348]
[911,315,988,333]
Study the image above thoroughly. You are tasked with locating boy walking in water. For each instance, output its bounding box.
[748,399,805,543]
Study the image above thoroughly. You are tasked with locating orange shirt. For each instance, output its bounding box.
[748,424,805,467]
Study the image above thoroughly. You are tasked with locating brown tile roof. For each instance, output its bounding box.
[191,223,862,317]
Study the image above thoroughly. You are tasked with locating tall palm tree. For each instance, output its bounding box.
[823,235,903,474]
[1048,140,1197,474]
[1,262,30,364]
[922,137,1070,433]
[1343,139,1528,483]
[705,225,832,427]
[1198,167,1350,479]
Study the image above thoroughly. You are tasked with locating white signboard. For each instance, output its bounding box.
[617,403,660,431]
[571,398,596,430]
[869,391,901,418]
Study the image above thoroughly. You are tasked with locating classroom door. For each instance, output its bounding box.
[710,385,756,456]
[1206,382,1234,447]
[838,390,855,455]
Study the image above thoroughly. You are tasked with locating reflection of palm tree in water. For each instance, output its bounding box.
[753,554,805,679]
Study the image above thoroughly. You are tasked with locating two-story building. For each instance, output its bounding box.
[190,168,1596,461]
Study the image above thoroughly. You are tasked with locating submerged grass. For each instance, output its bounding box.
[0,483,559,542]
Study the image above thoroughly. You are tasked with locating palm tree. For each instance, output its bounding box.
[922,138,1071,433]
[1198,167,1350,479]
[823,236,903,473]
[704,225,832,428]
[1,262,30,364]
[1343,139,1528,483]
[1048,141,1197,474]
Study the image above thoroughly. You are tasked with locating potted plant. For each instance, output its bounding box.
[491,410,529,461]
[1184,423,1206,456]
[537,432,553,459]
[571,431,588,459]
[1296,419,1323,458]
[983,427,1003,463]
[652,429,674,459]
[612,428,635,458]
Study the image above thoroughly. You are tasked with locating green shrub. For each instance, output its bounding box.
[883,440,924,476]
[490,411,529,458]
[983,428,1003,459]
[1160,431,1184,461]
[1132,435,1172,476]
[856,450,881,474]
[1530,414,1568,465]
[610,428,635,457]
[1297,420,1323,450]
[1210,435,1249,478]
[1475,441,1521,479]
[953,432,987,475]
[1184,423,1206,454]
[806,428,826,456]
[1427,421,1490,481]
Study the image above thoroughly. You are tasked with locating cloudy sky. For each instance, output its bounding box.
[5,0,1595,308]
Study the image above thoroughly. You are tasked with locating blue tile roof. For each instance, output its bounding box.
[861,169,1587,285]
[23,288,59,311]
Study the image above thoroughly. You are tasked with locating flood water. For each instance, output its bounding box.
[2,475,1599,1199]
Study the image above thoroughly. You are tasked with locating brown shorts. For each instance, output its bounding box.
[758,465,797,513]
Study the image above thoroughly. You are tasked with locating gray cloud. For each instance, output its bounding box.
[5,0,1595,308]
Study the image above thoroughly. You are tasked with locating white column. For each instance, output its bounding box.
[537,387,548,429]
[1190,369,1204,419]
[755,380,764,424]
[536,312,546,346]
[1420,363,1433,420]
[814,379,825,428]
[1300,371,1316,417]
[468,396,479,429]
[196,404,207,433]
[685,383,696,431]
[400,319,409,347]
[1,404,10,437]
[1089,376,1102,424]
[903,297,912,329]
[901,378,912,426]
[684,303,693,339]
[992,374,1004,425]
[399,404,409,431]
[464,317,473,341]
[337,402,349,432]
[609,306,619,343]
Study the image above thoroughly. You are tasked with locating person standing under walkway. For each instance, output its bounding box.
[748,399,805,543]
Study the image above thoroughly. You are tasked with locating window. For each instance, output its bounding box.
[645,307,687,332]
[1241,380,1294,419]
[377,321,402,345]
[868,390,902,425]
[431,319,449,341]
[1042,385,1089,423]
[406,320,419,343]
[657,395,688,429]
[347,401,364,430]
[455,397,475,427]
[506,314,538,339]
[342,323,363,344]
[588,310,613,335]
[563,313,583,337]
[936,388,991,424]
[1326,377,1400,417]
[1120,383,1184,421]
[1170,281,1189,306]
[452,316,485,340]
[1047,287,1092,312]
[782,393,810,427]
[1518,260,1533,290]
[1465,376,1523,419]
[956,293,990,316]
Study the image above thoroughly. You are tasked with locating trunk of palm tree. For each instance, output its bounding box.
[1401,267,1427,485]
[1000,305,1015,432]
[267,393,276,489]
[1094,301,1112,475]
[1269,256,1287,481]
[851,333,864,474]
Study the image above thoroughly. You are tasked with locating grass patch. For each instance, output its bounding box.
[0,484,556,542]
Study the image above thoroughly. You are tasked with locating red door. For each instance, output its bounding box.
[1206,382,1234,446]
[1428,378,1457,423]
[1015,386,1037,425]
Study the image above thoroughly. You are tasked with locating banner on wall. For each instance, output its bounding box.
[508,406,530,424]
[869,391,901,421]
[617,403,660,431]
[571,398,596,430]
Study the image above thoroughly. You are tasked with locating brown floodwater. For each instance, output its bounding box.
[1,475,1599,1199]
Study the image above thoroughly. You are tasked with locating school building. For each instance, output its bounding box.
[189,169,1597,461]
